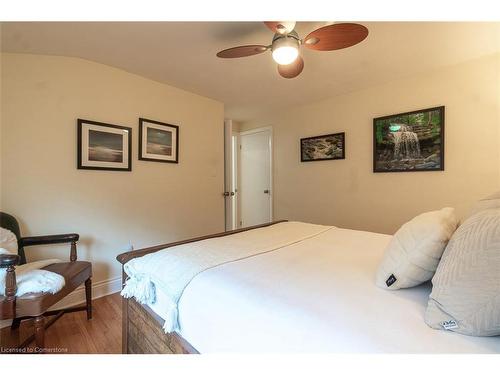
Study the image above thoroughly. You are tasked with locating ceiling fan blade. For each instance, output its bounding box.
[216,45,268,58]
[303,23,368,51]
[277,56,304,79]
[264,21,296,34]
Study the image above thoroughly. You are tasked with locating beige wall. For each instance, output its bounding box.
[241,54,500,234]
[0,51,3,210]
[1,53,225,284]
[231,120,241,133]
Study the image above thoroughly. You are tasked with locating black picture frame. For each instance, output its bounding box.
[300,132,345,162]
[77,119,132,171]
[373,106,445,173]
[139,118,179,164]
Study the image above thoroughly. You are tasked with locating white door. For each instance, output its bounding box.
[239,128,272,227]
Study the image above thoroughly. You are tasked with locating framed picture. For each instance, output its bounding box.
[300,132,345,162]
[139,118,179,163]
[373,106,444,173]
[77,119,132,171]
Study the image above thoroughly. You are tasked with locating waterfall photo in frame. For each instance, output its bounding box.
[373,106,444,173]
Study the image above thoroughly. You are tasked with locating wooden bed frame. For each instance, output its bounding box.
[116,220,286,354]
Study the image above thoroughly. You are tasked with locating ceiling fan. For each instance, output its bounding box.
[216,22,369,79]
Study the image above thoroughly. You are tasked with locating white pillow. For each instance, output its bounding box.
[375,208,458,290]
[425,208,500,336]
[0,227,18,254]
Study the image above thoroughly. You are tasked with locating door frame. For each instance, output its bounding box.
[224,119,239,231]
[231,133,239,229]
[238,126,273,225]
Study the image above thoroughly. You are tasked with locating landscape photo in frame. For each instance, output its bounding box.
[373,106,444,172]
[300,132,345,162]
[77,119,132,171]
[139,118,179,163]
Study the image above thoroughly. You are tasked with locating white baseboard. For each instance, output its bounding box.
[0,277,122,329]
[50,276,123,310]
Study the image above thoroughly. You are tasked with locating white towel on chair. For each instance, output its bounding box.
[0,248,65,296]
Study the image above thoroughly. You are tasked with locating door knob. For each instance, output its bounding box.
[264,189,270,194]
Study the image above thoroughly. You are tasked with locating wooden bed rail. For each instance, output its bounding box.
[116,220,287,264]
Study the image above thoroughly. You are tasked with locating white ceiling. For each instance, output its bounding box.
[2,22,499,122]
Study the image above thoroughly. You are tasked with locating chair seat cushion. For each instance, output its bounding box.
[13,261,92,317]
[42,261,91,281]
[0,259,65,297]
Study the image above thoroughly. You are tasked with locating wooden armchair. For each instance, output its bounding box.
[0,212,92,351]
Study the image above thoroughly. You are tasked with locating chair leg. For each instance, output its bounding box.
[34,315,45,352]
[85,277,92,320]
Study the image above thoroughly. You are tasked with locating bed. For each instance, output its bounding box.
[116,220,500,354]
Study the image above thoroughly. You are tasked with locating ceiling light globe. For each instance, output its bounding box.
[272,37,299,65]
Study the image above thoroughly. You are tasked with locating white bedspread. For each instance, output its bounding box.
[147,224,500,353]
[123,221,332,332]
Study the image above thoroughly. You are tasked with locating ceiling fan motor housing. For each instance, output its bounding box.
[271,30,301,48]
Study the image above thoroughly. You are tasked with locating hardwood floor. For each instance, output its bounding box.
[0,293,122,354]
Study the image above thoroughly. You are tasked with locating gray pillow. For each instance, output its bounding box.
[425,208,500,336]
[467,191,500,218]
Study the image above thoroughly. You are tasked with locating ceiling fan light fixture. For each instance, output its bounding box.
[271,37,299,65]
[216,22,369,79]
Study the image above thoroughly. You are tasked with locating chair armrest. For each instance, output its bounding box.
[0,254,20,268]
[19,233,79,247]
